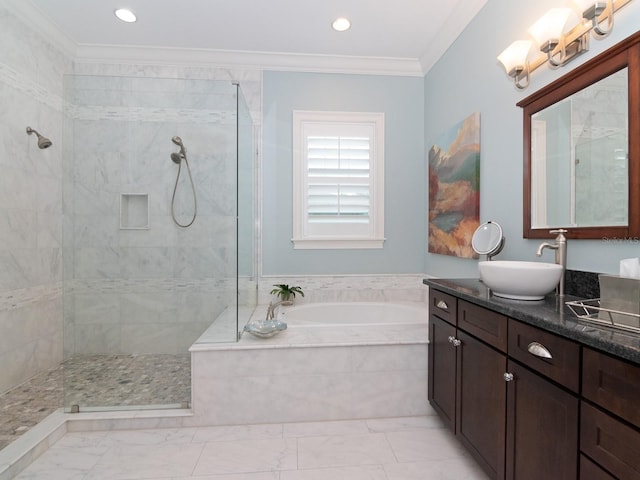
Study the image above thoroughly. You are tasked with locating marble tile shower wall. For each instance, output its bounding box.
[0,5,71,393]
[63,75,252,355]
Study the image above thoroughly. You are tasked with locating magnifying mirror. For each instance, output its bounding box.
[472,221,504,260]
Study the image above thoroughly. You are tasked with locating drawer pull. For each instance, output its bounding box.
[504,372,514,382]
[436,300,449,311]
[527,342,552,359]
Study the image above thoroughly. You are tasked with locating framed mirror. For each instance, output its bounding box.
[518,31,640,239]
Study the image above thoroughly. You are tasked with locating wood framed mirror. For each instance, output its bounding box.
[518,31,640,239]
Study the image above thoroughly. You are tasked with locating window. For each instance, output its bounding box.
[292,111,385,249]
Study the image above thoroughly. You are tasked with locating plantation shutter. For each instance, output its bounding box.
[292,111,385,249]
[307,134,371,224]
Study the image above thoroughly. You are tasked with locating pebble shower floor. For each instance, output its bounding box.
[0,354,190,451]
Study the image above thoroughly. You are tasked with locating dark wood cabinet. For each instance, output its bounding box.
[580,402,640,479]
[427,283,640,480]
[457,329,506,480]
[505,359,579,480]
[580,455,616,480]
[428,314,457,431]
[428,288,585,480]
[581,348,640,479]
[428,292,508,479]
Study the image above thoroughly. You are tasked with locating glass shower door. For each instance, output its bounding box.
[62,76,242,411]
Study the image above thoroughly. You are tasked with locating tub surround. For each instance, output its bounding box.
[423,277,640,365]
[189,302,429,426]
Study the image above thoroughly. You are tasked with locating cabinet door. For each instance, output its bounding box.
[428,315,457,431]
[457,330,507,480]
[506,360,579,480]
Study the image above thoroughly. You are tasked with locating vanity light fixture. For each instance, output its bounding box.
[332,17,351,32]
[114,8,137,23]
[528,8,583,67]
[497,0,631,89]
[574,0,614,36]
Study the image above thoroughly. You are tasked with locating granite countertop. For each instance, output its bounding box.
[423,277,640,365]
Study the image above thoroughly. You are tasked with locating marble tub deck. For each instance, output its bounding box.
[190,302,430,426]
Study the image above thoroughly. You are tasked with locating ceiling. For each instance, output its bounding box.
[22,0,487,75]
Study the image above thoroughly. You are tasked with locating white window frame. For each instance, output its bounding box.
[292,110,385,249]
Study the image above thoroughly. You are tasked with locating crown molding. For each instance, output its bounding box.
[74,44,425,77]
[419,0,488,74]
[9,0,425,76]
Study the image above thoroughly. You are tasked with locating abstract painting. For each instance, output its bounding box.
[428,112,480,258]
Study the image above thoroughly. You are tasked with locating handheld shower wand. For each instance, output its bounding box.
[171,136,186,163]
[170,136,197,227]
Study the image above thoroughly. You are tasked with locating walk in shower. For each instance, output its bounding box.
[61,76,257,411]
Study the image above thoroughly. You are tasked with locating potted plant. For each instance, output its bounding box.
[270,284,304,305]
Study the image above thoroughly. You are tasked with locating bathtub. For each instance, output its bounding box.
[277,301,427,326]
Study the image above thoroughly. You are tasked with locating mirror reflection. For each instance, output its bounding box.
[530,68,628,229]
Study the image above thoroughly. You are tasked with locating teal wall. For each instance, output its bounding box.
[262,72,425,275]
[424,0,640,277]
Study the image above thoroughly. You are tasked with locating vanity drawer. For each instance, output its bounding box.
[458,300,507,353]
[508,320,580,393]
[582,347,640,427]
[580,455,616,480]
[581,401,640,480]
[429,289,457,325]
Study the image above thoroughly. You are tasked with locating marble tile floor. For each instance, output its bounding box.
[13,414,490,479]
[0,355,191,451]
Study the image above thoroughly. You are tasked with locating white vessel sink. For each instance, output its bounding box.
[478,260,563,300]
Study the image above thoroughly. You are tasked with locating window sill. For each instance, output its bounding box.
[292,238,385,250]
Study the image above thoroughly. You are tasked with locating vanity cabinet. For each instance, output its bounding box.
[428,291,508,479]
[428,289,581,480]
[505,320,580,480]
[580,348,640,479]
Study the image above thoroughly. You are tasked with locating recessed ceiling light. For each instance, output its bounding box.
[114,8,137,23]
[332,17,351,32]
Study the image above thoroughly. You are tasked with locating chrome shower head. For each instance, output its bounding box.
[171,136,183,147]
[171,152,183,164]
[26,126,52,149]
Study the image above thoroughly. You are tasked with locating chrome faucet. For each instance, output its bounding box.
[265,300,285,321]
[536,229,567,297]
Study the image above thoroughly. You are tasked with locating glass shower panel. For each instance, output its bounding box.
[236,85,258,339]
[62,75,240,411]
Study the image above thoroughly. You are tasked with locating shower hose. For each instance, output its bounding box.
[171,154,197,228]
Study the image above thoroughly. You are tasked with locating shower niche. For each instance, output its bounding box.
[120,193,149,229]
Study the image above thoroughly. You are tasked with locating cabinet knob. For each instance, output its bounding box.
[451,338,462,347]
[504,372,514,382]
[436,300,449,310]
[527,342,553,359]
